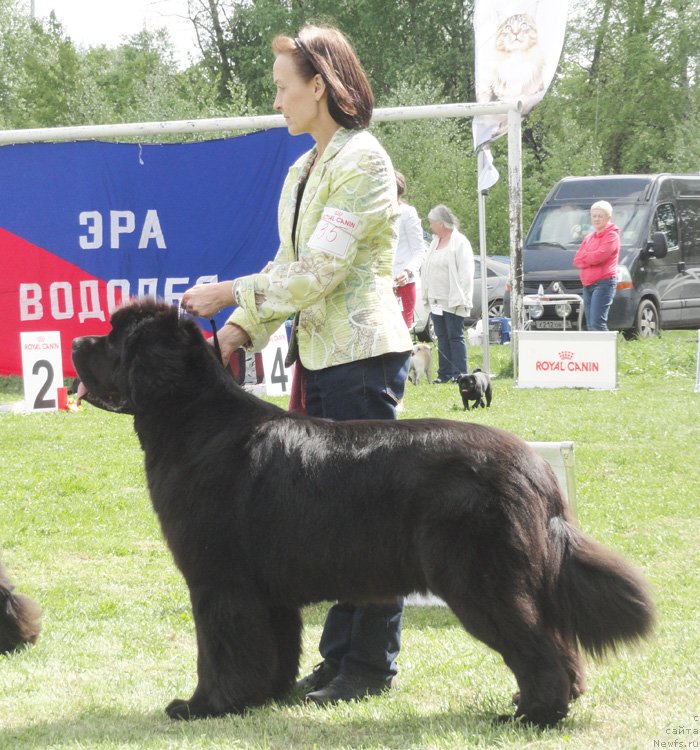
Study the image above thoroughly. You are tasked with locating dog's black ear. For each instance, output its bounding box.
[122,312,201,410]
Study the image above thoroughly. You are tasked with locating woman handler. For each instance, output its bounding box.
[181,24,412,705]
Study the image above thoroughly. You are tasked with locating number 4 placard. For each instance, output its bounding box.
[20,331,64,412]
[260,324,293,396]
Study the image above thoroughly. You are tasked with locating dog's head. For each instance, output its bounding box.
[411,344,431,355]
[456,373,479,396]
[71,299,220,414]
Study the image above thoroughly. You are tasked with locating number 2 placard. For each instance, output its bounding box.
[20,331,64,412]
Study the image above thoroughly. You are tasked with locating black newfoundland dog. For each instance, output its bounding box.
[0,559,41,654]
[71,299,654,728]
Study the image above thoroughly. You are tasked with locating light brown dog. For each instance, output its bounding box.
[408,344,432,385]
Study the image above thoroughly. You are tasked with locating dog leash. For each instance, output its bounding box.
[209,318,224,366]
[427,346,468,379]
[178,302,225,368]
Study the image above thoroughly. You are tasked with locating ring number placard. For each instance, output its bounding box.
[20,331,64,412]
[261,324,293,396]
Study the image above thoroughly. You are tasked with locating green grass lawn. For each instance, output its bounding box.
[0,332,698,749]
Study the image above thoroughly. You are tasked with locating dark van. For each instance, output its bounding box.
[506,174,700,337]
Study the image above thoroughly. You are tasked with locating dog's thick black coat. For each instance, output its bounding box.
[71,300,654,727]
[0,559,41,654]
[458,369,492,410]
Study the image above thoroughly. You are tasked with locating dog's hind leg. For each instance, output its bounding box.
[494,626,572,728]
[447,595,570,726]
[166,586,281,720]
[554,628,586,701]
[269,605,303,700]
[510,629,585,709]
[425,549,571,728]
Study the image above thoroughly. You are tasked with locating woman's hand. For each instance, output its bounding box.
[181,281,234,318]
[215,323,250,367]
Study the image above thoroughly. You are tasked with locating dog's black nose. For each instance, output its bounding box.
[72,336,96,352]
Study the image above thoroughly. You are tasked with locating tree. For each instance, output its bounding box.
[541,0,700,175]
[188,0,475,112]
[0,4,247,133]
[0,6,83,129]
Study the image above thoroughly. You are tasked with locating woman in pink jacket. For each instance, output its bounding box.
[573,200,621,331]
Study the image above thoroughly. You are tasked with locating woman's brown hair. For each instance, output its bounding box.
[272,25,374,130]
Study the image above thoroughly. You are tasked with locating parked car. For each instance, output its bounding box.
[411,256,510,342]
[465,256,510,325]
[504,174,700,337]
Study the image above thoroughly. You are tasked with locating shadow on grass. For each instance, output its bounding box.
[0,700,564,750]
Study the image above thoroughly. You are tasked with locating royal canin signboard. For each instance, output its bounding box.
[517,331,617,389]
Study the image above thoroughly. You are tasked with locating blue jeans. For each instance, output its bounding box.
[431,311,467,380]
[303,352,409,421]
[582,277,616,331]
[302,351,410,680]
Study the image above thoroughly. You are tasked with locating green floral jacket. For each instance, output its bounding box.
[228,127,412,370]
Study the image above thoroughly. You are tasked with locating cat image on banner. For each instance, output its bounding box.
[472,0,568,191]
[480,11,545,108]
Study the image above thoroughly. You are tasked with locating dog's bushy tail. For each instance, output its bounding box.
[548,516,655,656]
[0,562,41,654]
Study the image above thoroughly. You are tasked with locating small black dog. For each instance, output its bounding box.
[0,559,41,653]
[457,369,492,410]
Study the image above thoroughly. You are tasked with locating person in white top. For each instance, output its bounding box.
[421,204,474,382]
[392,171,426,328]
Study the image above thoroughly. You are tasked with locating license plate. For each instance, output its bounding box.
[533,320,574,330]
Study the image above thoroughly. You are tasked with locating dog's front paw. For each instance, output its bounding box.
[166,697,222,720]
[166,695,245,720]
[166,698,194,720]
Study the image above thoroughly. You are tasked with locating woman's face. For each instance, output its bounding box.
[590,208,610,232]
[429,219,449,237]
[273,53,323,136]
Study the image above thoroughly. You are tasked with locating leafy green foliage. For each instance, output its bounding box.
[0,4,247,133]
[189,0,473,112]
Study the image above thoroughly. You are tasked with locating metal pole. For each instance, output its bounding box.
[507,106,524,373]
[477,189,490,374]
[0,101,517,145]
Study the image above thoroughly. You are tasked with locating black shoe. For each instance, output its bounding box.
[295,661,338,693]
[305,672,396,705]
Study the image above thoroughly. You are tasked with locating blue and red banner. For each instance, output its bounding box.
[0,129,311,376]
